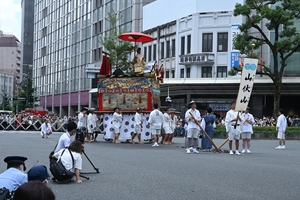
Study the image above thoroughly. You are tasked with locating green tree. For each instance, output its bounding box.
[233,0,300,117]
[100,12,134,73]
[0,93,12,110]
[15,77,38,112]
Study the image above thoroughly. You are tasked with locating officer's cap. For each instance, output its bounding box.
[4,156,27,166]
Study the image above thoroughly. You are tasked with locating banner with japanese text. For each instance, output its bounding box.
[235,58,258,111]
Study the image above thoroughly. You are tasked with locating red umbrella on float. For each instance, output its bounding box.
[119,32,153,43]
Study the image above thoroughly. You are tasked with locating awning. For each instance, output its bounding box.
[160,77,300,96]
[89,88,98,93]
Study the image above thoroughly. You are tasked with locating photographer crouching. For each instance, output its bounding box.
[52,140,84,184]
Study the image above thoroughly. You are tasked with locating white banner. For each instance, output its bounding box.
[231,24,240,51]
[103,113,152,141]
[235,58,258,111]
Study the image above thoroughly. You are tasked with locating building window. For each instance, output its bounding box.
[148,46,152,61]
[202,33,213,52]
[42,27,47,38]
[180,68,184,78]
[94,0,103,9]
[166,70,169,78]
[161,42,164,59]
[187,35,191,54]
[166,41,170,58]
[41,47,46,57]
[202,66,212,78]
[93,21,102,35]
[171,39,175,57]
[42,7,48,18]
[144,47,147,62]
[217,66,227,77]
[217,32,228,52]
[41,66,46,76]
[153,44,156,61]
[186,67,190,78]
[92,47,102,62]
[180,36,185,55]
[171,69,175,78]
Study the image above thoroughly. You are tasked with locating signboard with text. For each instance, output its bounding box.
[231,24,240,51]
[231,24,241,68]
[231,52,240,68]
[235,58,258,111]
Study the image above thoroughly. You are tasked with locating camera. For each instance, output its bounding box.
[75,127,86,143]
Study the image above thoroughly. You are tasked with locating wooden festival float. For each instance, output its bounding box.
[97,66,164,142]
[96,32,164,142]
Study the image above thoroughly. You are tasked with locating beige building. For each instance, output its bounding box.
[0,71,14,102]
[0,30,21,97]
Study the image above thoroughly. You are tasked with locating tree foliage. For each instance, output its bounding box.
[233,0,300,116]
[15,77,38,112]
[0,93,12,110]
[100,12,134,73]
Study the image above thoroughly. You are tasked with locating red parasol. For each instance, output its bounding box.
[119,32,153,43]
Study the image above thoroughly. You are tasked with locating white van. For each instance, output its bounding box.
[0,110,12,115]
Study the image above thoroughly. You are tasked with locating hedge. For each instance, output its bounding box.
[214,125,300,139]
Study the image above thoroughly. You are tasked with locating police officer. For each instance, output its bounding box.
[0,156,28,192]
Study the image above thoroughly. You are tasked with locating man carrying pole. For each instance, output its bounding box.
[223,57,259,154]
[225,101,242,155]
[185,101,201,154]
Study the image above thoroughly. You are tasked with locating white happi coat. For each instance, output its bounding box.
[77,112,87,128]
[87,113,97,133]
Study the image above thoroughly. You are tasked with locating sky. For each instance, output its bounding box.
[0,0,22,40]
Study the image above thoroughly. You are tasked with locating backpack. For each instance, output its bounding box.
[50,149,74,182]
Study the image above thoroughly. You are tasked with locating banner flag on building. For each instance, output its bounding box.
[235,58,258,111]
[99,55,111,75]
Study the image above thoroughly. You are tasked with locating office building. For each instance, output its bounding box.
[20,0,35,83]
[33,0,155,116]
[0,30,21,98]
[0,71,14,103]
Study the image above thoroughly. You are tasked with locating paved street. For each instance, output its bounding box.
[0,130,300,200]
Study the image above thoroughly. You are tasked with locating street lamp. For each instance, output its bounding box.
[165,86,172,106]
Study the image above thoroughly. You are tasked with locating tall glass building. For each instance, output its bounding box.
[33,0,155,116]
[21,0,35,83]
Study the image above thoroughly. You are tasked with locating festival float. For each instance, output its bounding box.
[95,32,164,142]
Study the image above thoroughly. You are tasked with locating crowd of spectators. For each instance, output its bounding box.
[217,115,300,127]
[0,112,299,131]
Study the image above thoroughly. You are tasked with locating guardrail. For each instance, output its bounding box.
[0,119,105,132]
[0,118,70,132]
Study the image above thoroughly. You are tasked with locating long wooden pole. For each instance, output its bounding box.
[189,112,221,153]
[214,137,229,153]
